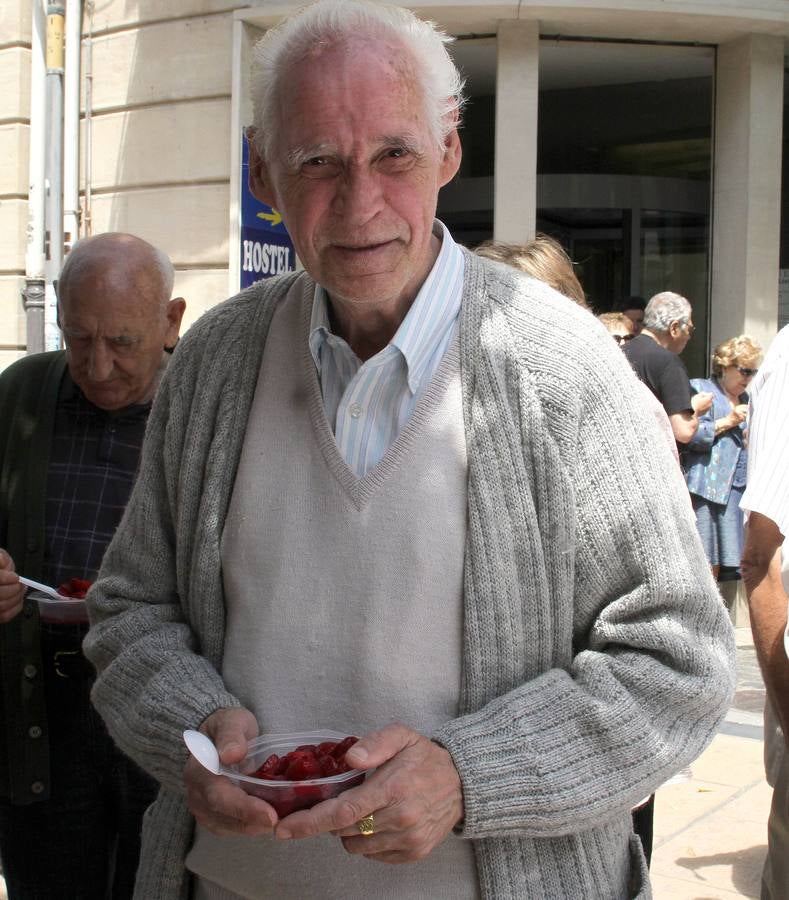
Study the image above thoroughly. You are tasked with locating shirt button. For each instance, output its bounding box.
[23,664,38,679]
[31,781,45,795]
[348,403,362,418]
[29,725,42,739]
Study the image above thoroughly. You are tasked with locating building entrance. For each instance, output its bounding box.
[438,36,714,376]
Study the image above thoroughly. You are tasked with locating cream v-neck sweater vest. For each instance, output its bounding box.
[187,280,479,899]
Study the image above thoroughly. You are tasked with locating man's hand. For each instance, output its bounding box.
[0,549,25,624]
[184,707,279,837]
[691,391,714,415]
[274,723,464,864]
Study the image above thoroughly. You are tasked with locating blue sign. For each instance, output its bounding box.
[240,134,295,289]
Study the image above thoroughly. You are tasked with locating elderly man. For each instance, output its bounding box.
[740,324,789,900]
[0,233,185,899]
[623,290,713,444]
[84,3,735,898]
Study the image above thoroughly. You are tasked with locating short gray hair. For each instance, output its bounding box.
[644,291,692,334]
[250,0,465,160]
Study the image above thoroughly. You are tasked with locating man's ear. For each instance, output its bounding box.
[164,297,187,350]
[438,114,462,188]
[247,131,278,208]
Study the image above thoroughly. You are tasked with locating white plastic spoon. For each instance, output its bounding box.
[18,575,65,602]
[183,729,236,777]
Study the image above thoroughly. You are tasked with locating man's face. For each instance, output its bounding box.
[667,317,694,355]
[60,267,183,411]
[623,308,644,334]
[249,39,461,312]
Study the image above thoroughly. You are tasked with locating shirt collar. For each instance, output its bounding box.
[308,219,464,394]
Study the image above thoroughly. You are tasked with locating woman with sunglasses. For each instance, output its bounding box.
[684,334,763,581]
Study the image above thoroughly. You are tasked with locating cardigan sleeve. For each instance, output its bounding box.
[433,294,736,839]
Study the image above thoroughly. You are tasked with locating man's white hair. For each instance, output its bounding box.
[644,291,692,333]
[250,0,465,160]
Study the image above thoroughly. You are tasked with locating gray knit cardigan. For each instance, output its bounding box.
[84,252,736,899]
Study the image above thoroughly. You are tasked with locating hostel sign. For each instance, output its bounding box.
[240,133,295,289]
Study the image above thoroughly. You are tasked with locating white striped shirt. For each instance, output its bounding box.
[740,324,789,655]
[741,324,789,540]
[308,220,464,476]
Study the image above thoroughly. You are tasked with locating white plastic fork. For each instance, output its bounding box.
[18,575,66,601]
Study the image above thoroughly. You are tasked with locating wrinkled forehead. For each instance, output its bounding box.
[293,31,418,80]
[60,255,167,319]
[275,35,425,131]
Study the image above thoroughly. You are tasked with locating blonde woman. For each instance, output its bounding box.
[684,335,763,579]
[474,235,588,308]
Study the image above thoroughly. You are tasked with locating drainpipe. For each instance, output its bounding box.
[83,1,94,236]
[63,0,82,254]
[23,0,47,355]
[44,2,65,352]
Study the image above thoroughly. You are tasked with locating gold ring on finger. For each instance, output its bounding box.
[357,813,375,836]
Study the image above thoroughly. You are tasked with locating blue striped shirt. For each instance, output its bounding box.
[308,220,465,476]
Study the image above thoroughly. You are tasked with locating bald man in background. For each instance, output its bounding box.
[0,233,185,899]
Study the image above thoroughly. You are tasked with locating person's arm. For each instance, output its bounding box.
[660,359,705,445]
[742,512,789,740]
[669,408,699,444]
[672,390,714,444]
[433,325,734,840]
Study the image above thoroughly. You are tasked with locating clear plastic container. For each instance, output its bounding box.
[29,590,89,625]
[230,729,365,817]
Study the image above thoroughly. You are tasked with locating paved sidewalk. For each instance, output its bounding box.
[651,627,770,898]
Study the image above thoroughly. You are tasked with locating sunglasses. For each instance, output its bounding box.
[736,366,758,378]
[613,333,635,345]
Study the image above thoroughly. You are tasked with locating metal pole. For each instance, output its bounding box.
[23,0,48,355]
[45,2,65,352]
[83,1,94,236]
[63,0,82,252]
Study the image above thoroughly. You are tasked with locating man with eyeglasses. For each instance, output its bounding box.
[623,290,713,445]
[740,323,789,900]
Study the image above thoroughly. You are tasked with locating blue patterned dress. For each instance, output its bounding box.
[683,377,748,569]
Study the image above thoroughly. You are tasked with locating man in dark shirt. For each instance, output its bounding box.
[623,290,712,445]
[0,233,186,899]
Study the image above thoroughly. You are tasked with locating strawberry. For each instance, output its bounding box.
[284,753,322,780]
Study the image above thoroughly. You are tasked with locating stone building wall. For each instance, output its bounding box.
[1,0,244,370]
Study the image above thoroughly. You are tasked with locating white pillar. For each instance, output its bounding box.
[711,34,783,353]
[494,20,538,243]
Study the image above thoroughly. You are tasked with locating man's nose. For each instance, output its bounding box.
[88,341,113,380]
[336,166,383,225]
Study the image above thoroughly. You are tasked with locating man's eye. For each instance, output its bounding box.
[301,157,338,179]
[380,147,413,171]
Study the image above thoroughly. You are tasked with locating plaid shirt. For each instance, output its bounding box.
[43,372,150,588]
